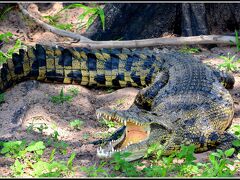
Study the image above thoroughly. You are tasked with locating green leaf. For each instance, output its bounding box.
[86,14,96,29]
[235,30,240,52]
[98,7,105,30]
[224,148,235,157]
[0,32,13,42]
[60,3,90,13]
[0,141,23,154]
[67,152,76,169]
[31,161,49,177]
[11,159,25,176]
[232,140,240,147]
[70,119,84,129]
[55,23,73,30]
[0,6,14,21]
[49,148,56,162]
[78,8,97,21]
[210,152,221,158]
[26,141,46,152]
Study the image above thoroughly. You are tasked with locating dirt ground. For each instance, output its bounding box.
[0,3,239,177]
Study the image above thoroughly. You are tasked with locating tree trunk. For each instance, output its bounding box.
[83,3,240,41]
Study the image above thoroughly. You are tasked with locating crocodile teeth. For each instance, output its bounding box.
[97,144,119,158]
[96,112,101,119]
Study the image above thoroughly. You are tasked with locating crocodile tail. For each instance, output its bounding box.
[52,45,162,87]
[0,44,162,92]
[0,47,31,93]
[0,62,13,93]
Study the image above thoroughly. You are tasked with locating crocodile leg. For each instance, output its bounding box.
[134,70,169,110]
[213,132,240,153]
[210,66,235,89]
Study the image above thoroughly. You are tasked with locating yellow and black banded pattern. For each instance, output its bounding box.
[0,44,163,93]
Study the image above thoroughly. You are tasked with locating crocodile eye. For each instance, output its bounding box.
[160,139,166,144]
[150,123,167,131]
[151,112,158,116]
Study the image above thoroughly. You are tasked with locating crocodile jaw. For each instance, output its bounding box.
[96,109,151,161]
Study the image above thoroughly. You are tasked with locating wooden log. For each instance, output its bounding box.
[57,35,238,49]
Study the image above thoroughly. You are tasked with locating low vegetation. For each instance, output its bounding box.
[218,53,240,72]
[0,123,239,177]
[59,3,105,31]
[43,3,105,31]
[69,119,84,130]
[179,46,201,54]
[0,32,25,65]
[50,87,80,104]
[0,140,76,177]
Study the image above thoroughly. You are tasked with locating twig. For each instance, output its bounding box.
[18,3,92,42]
[57,35,239,49]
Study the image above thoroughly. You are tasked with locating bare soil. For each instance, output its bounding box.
[0,3,239,177]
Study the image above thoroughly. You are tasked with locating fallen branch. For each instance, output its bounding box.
[57,35,239,49]
[17,3,239,49]
[18,3,92,42]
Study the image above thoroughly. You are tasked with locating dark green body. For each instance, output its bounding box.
[0,44,238,161]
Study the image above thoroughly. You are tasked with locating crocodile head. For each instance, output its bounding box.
[96,107,172,161]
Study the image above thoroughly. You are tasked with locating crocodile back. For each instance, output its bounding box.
[152,52,234,135]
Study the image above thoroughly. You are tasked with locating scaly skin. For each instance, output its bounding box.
[0,44,238,161]
[0,44,163,92]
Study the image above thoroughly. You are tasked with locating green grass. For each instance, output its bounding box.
[42,3,105,32]
[80,162,108,177]
[0,133,75,177]
[69,119,84,130]
[0,4,15,21]
[234,30,240,52]
[43,15,73,31]
[229,124,240,138]
[50,88,74,104]
[50,87,80,104]
[80,143,239,178]
[82,133,90,140]
[93,131,112,139]
[179,46,201,54]
[0,32,24,65]
[26,123,48,135]
[99,118,118,129]
[230,30,240,53]
[218,52,240,72]
[59,3,105,31]
[1,134,239,177]
[67,87,80,97]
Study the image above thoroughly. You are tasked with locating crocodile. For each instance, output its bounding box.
[0,44,238,162]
